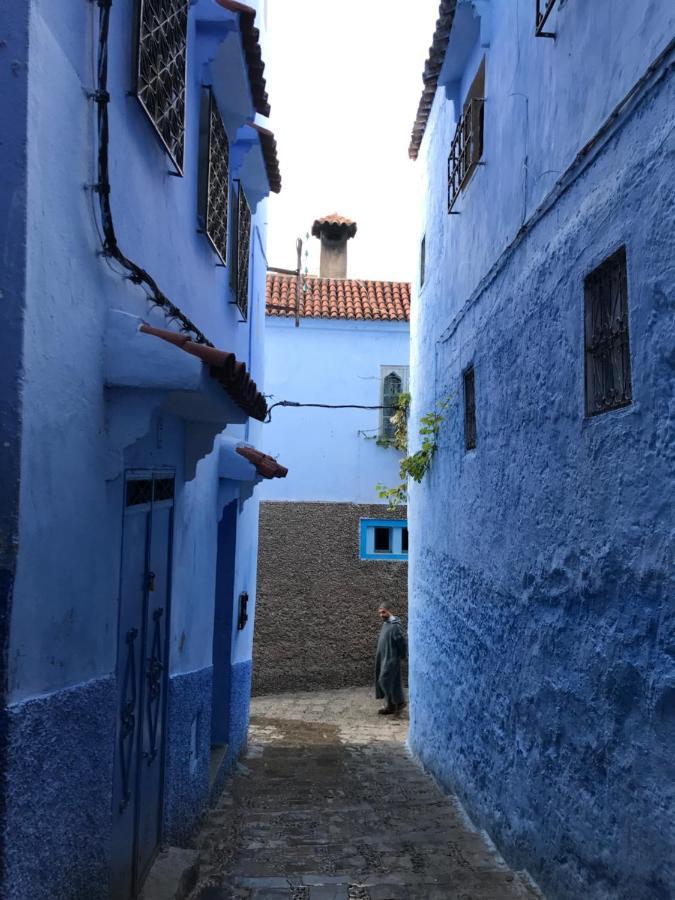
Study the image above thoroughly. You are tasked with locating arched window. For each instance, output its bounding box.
[380,367,408,442]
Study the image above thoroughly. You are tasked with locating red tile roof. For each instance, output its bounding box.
[217,0,271,117]
[266,273,411,322]
[139,323,267,421]
[409,1,458,160]
[236,445,288,479]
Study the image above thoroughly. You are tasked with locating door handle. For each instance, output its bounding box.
[147,571,156,592]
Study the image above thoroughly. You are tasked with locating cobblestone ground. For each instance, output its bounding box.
[189,688,543,900]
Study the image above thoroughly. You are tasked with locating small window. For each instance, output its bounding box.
[360,520,409,561]
[448,58,485,212]
[584,247,632,416]
[420,234,426,287]
[198,88,230,265]
[464,366,477,450]
[134,0,189,174]
[380,366,410,443]
[374,527,392,553]
[229,183,251,320]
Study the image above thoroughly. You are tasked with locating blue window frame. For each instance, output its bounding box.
[360,519,408,561]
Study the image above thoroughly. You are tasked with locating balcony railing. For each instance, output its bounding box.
[448,97,485,213]
[535,0,558,38]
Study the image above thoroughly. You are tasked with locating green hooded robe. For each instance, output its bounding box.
[374,615,407,707]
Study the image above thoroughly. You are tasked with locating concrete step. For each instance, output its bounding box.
[141,847,200,900]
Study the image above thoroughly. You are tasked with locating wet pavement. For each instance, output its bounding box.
[189,688,543,900]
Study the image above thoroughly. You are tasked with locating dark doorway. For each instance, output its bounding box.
[211,501,238,751]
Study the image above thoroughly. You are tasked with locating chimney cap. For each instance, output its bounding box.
[311,213,357,241]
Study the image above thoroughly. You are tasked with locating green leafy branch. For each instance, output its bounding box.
[376,395,448,508]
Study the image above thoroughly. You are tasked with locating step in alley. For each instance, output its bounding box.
[187,688,543,900]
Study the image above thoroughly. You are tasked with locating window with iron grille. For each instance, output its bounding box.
[134,0,189,173]
[229,184,252,320]
[380,366,409,443]
[420,234,426,288]
[464,366,477,450]
[448,59,485,213]
[584,247,632,417]
[198,88,230,264]
[535,0,559,38]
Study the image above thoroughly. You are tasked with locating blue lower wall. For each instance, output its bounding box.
[227,658,252,763]
[3,676,116,900]
[163,667,213,845]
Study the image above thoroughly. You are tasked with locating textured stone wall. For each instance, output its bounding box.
[411,28,675,900]
[4,677,116,900]
[163,667,212,846]
[254,503,408,695]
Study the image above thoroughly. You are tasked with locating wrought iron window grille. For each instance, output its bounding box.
[584,247,632,417]
[535,0,558,38]
[198,88,230,265]
[134,0,189,174]
[229,183,251,321]
[464,366,477,450]
[448,97,485,213]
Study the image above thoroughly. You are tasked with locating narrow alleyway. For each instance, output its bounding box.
[189,689,543,900]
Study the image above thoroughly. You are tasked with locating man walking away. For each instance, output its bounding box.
[374,605,407,715]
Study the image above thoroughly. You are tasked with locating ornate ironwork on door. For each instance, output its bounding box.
[118,628,139,811]
[230,184,251,320]
[134,0,189,173]
[198,88,230,264]
[145,608,165,762]
[584,246,632,416]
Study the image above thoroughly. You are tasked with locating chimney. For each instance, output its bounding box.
[311,213,357,279]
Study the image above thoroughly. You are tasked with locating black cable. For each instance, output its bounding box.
[93,0,212,346]
[264,400,389,423]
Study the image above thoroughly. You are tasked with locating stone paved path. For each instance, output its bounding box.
[189,688,543,900]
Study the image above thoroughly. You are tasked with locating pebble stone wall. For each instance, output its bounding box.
[254,502,408,695]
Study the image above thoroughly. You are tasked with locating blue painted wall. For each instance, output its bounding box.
[410,3,675,899]
[0,1,30,887]
[260,317,410,503]
[1,0,275,895]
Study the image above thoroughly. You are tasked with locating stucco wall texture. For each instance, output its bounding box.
[254,502,407,695]
[410,8,675,899]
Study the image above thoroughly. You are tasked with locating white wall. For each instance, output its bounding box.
[260,317,410,503]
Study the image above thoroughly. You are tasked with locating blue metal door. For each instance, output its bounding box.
[111,473,174,899]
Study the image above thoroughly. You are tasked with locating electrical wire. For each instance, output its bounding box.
[264,400,389,424]
[92,0,212,346]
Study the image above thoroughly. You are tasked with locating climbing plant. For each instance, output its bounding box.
[376,395,448,509]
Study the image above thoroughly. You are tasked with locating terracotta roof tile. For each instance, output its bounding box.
[236,445,288,478]
[217,0,271,117]
[250,123,281,193]
[311,214,357,240]
[409,1,458,160]
[266,273,410,322]
[139,323,267,421]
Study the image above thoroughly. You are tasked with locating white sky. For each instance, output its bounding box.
[264,0,440,284]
